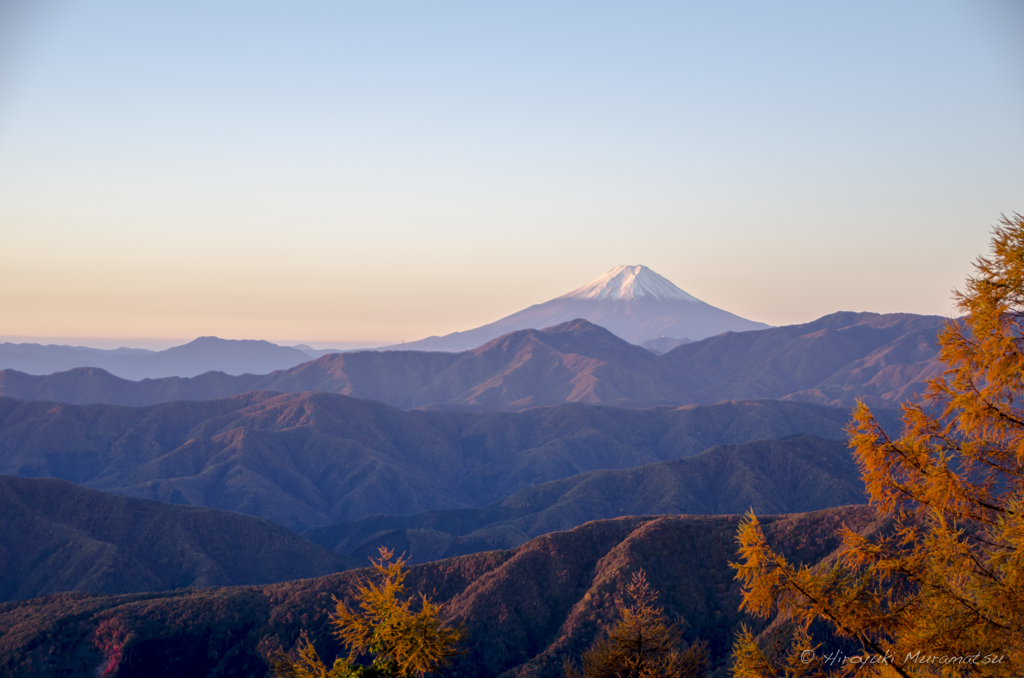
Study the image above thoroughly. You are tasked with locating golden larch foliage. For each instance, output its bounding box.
[564,569,709,678]
[274,547,463,678]
[730,215,1024,677]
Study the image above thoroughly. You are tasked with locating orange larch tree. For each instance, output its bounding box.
[730,215,1024,677]
[564,569,708,678]
[274,547,462,678]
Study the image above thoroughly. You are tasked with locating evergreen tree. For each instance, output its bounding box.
[275,547,462,678]
[730,215,1024,677]
[565,569,708,678]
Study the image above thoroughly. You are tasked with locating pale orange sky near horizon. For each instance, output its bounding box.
[1,1,1020,349]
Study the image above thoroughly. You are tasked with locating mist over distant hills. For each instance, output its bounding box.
[0,312,947,410]
[0,336,321,380]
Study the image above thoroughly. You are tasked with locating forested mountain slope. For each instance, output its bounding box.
[0,393,880,531]
[0,475,350,603]
[0,505,880,678]
[303,434,865,563]
[659,311,946,405]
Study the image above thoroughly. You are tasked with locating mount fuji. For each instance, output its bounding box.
[384,265,770,352]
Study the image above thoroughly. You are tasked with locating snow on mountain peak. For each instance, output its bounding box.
[559,265,701,302]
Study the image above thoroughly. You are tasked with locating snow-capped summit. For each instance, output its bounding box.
[560,265,700,302]
[380,265,770,352]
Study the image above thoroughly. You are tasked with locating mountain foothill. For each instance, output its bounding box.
[0,475,353,603]
[0,265,950,677]
[0,505,881,678]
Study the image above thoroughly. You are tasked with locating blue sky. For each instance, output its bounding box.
[1,1,1021,347]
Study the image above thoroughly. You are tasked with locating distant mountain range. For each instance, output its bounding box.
[0,336,323,380]
[0,312,947,410]
[0,392,883,531]
[0,475,350,602]
[0,265,766,379]
[0,505,880,678]
[2,269,940,394]
[302,434,865,564]
[383,265,770,351]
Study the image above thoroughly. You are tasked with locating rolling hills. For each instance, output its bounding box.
[0,475,350,603]
[0,392,877,531]
[0,312,946,410]
[0,505,879,678]
[302,434,865,563]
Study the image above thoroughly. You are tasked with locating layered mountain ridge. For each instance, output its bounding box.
[301,433,865,564]
[0,505,880,678]
[0,337,318,381]
[0,392,886,531]
[0,269,956,678]
[0,432,866,603]
[0,312,948,410]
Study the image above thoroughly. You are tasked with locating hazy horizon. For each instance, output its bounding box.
[2,1,1021,345]
[0,335,380,351]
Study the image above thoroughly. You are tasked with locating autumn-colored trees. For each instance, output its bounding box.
[564,569,708,678]
[731,215,1024,676]
[274,547,462,678]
